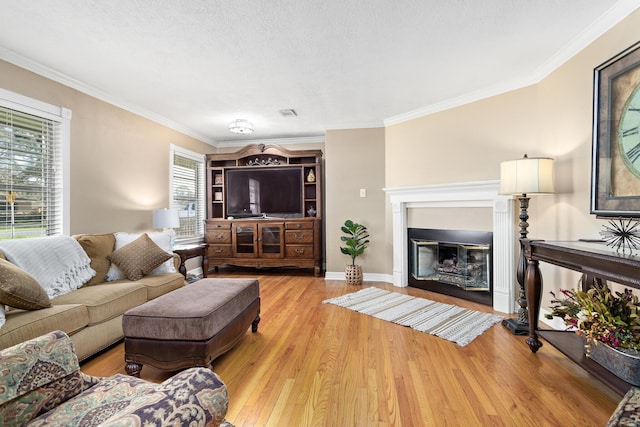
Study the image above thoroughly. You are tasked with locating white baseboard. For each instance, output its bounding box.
[324,271,394,283]
[539,307,569,330]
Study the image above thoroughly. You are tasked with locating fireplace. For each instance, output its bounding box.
[408,228,493,306]
[384,181,516,314]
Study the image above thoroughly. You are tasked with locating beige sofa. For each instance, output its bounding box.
[0,233,185,361]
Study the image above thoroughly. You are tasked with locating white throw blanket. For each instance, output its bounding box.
[0,235,96,299]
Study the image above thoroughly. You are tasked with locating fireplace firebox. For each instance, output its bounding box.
[408,228,493,306]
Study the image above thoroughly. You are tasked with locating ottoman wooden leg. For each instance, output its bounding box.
[125,361,143,377]
[252,314,261,333]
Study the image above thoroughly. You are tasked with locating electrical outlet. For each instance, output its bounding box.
[360,188,367,197]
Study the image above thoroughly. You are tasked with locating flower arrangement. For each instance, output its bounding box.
[545,284,640,351]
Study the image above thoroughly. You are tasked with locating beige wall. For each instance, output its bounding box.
[385,85,539,189]
[0,60,214,234]
[325,128,387,274]
[383,9,640,302]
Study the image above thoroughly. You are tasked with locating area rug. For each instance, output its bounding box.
[323,287,503,346]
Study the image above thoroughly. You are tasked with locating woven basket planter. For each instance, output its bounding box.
[345,265,363,285]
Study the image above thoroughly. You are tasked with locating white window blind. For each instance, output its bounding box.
[170,145,205,242]
[0,106,62,239]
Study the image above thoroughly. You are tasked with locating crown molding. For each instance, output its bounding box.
[384,78,537,127]
[0,47,217,146]
[384,1,640,127]
[215,135,325,148]
[324,120,385,131]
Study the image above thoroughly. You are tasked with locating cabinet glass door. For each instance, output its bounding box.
[235,225,256,256]
[259,224,284,258]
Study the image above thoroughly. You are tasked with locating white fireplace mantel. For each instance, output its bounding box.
[383,180,516,314]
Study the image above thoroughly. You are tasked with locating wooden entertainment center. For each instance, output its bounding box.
[205,144,323,276]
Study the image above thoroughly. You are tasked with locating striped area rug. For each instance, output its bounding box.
[323,287,503,346]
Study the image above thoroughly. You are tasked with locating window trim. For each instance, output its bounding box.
[0,87,71,236]
[169,144,205,244]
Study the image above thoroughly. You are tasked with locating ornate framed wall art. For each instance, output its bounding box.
[591,41,640,217]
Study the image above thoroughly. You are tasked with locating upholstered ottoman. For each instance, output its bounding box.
[122,278,260,377]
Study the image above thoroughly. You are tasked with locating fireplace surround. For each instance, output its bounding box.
[384,181,516,314]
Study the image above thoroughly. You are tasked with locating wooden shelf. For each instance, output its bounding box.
[538,329,631,396]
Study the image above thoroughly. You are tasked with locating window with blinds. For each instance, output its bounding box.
[170,145,205,242]
[0,106,62,239]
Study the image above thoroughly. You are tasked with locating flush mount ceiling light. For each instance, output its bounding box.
[229,119,254,134]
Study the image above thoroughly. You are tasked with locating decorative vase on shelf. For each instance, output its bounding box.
[585,339,640,386]
[307,206,317,217]
[345,265,363,285]
[307,169,316,183]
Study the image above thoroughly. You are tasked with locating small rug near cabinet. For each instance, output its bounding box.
[322,287,503,346]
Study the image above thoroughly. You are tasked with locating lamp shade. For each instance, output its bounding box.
[499,155,555,195]
[153,208,180,229]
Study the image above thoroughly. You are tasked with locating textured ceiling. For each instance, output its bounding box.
[0,1,638,146]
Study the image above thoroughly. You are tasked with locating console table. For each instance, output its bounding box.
[522,239,640,395]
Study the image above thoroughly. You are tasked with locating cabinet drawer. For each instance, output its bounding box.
[208,245,232,258]
[285,230,313,244]
[206,230,231,243]
[207,221,231,230]
[285,221,313,230]
[286,245,313,259]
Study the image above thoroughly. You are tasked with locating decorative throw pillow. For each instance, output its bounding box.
[0,258,52,310]
[105,231,175,281]
[107,233,172,281]
[74,233,116,286]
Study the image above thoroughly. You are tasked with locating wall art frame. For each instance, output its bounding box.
[591,40,640,217]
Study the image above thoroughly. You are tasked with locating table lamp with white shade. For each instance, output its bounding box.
[153,208,180,248]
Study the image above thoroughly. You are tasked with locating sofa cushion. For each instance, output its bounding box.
[107,233,172,281]
[137,272,185,300]
[105,232,176,281]
[74,233,115,286]
[0,304,89,354]
[52,281,147,326]
[0,258,51,310]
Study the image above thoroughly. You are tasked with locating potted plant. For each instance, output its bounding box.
[545,283,640,385]
[340,220,369,285]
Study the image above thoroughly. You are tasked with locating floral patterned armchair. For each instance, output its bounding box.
[0,330,228,426]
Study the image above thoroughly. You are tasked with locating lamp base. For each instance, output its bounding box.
[502,318,529,336]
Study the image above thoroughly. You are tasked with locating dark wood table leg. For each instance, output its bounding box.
[178,254,188,278]
[525,257,543,353]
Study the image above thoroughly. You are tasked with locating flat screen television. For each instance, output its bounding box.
[225,167,303,218]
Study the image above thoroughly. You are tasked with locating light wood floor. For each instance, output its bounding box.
[82,269,620,426]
